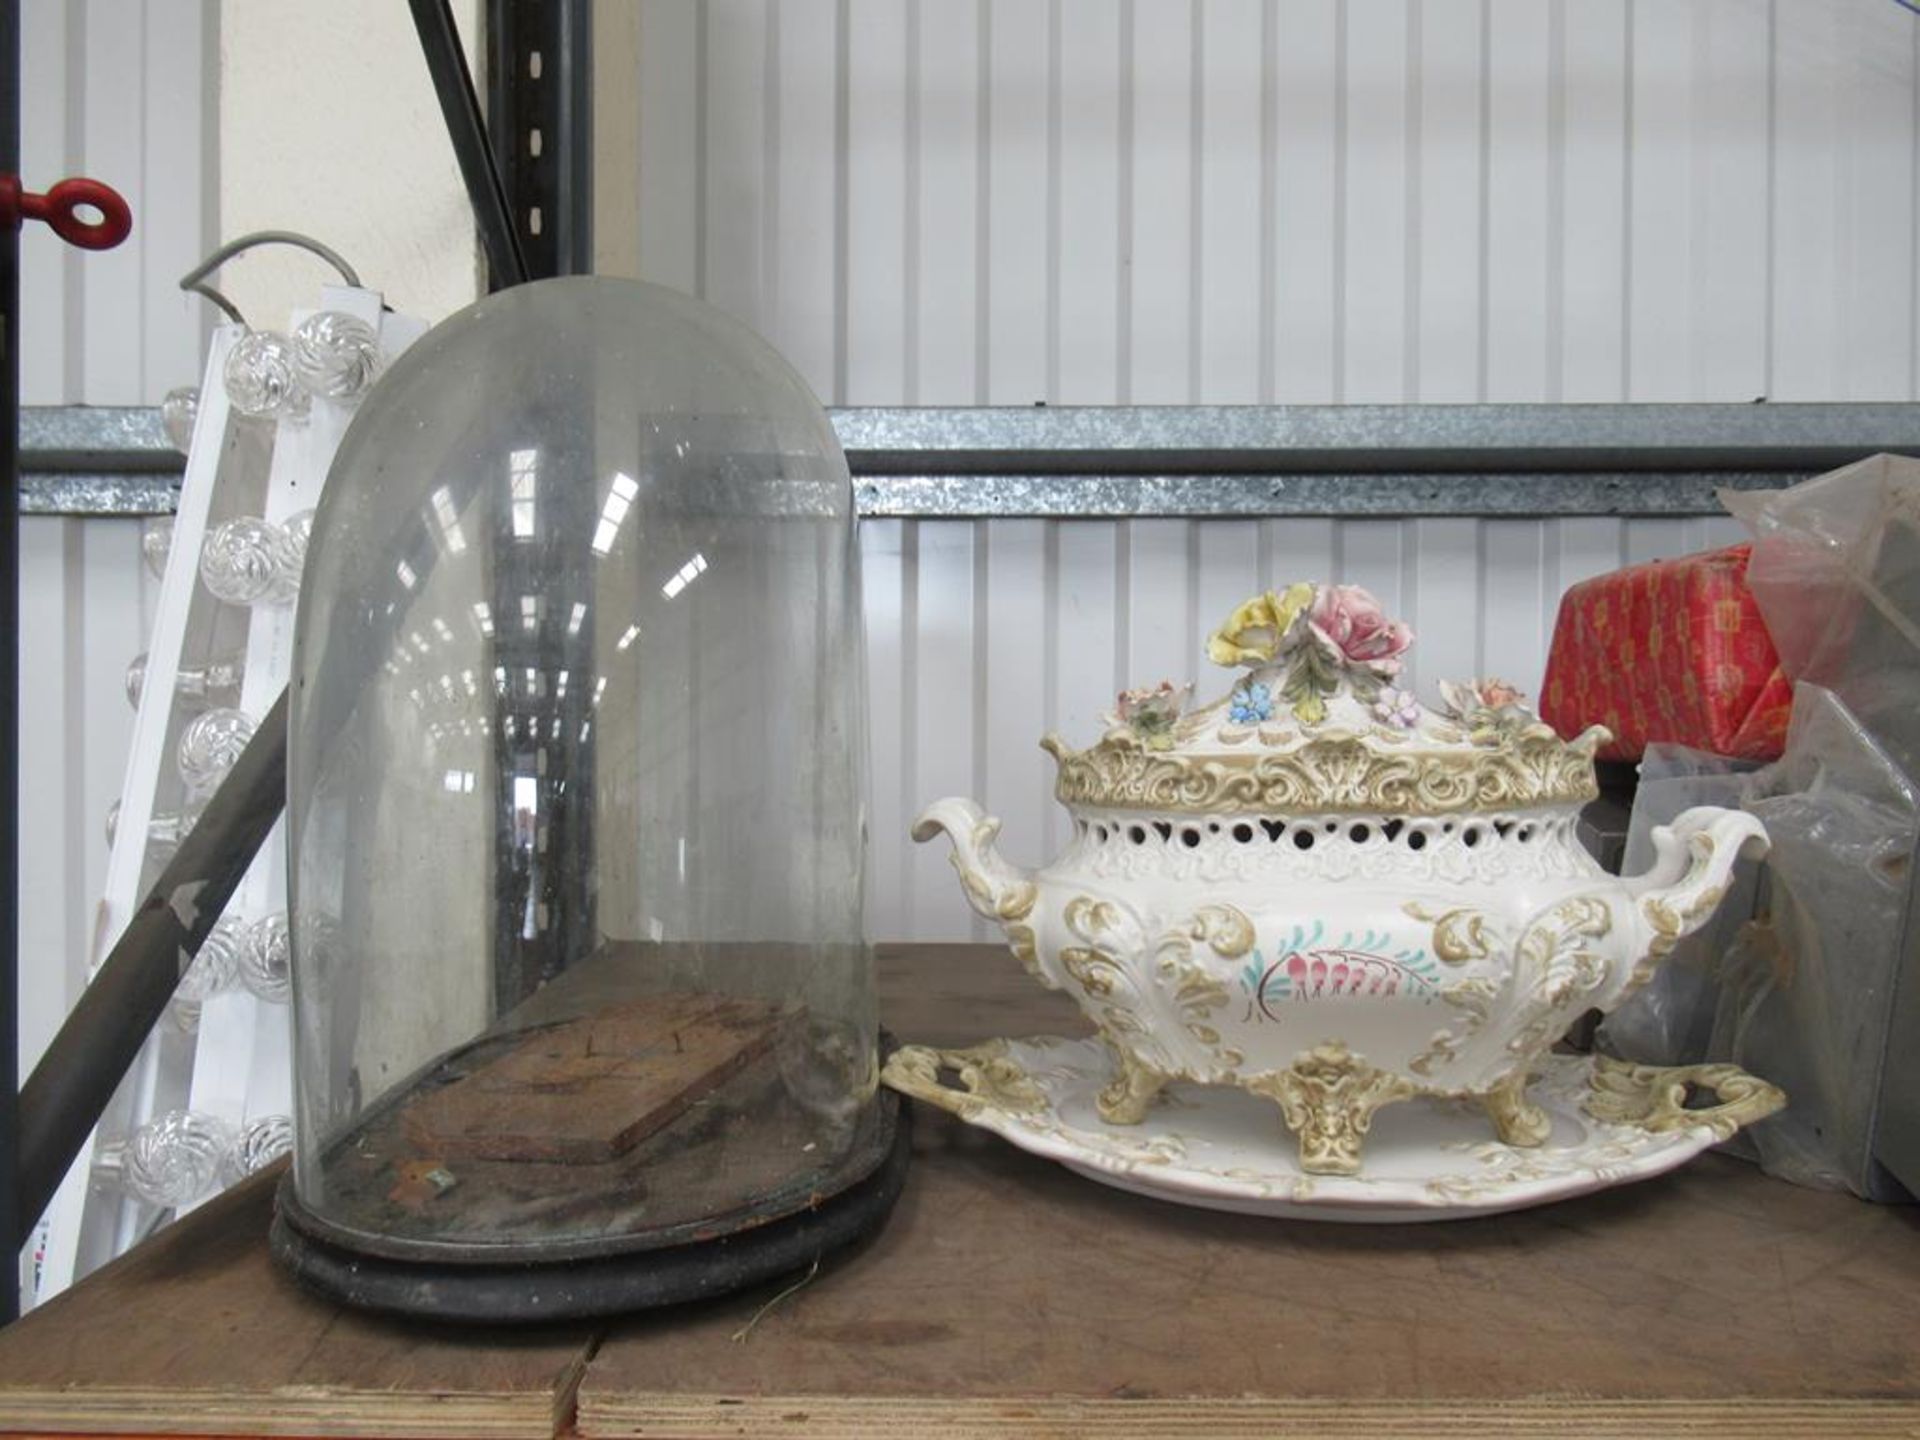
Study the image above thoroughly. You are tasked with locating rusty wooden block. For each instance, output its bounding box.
[399,993,792,1165]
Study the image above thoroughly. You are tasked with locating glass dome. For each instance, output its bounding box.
[279,278,890,1289]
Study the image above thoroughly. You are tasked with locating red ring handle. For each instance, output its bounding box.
[8,176,133,250]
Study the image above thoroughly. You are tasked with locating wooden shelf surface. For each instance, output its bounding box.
[1,943,1916,1439]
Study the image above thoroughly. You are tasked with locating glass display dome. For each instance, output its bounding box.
[272,277,903,1319]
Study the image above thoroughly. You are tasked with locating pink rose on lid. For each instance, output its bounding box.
[1307,584,1414,677]
[1478,678,1524,710]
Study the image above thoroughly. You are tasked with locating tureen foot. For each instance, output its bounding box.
[1481,1071,1552,1148]
[1094,1037,1169,1125]
[1248,1043,1415,1176]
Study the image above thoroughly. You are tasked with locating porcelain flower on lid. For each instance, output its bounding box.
[1307,584,1414,677]
[1115,680,1191,751]
[1207,580,1412,726]
[1436,676,1544,744]
[1205,583,1315,667]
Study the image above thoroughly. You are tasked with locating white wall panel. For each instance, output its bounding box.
[16,521,156,1074]
[914,1,984,404]
[846,0,911,405]
[985,0,1052,404]
[20,0,217,405]
[1340,3,1412,405]
[1413,0,1484,403]
[1055,0,1125,404]
[1196,1,1265,403]
[626,0,1920,413]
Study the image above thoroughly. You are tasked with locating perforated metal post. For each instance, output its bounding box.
[487,0,592,282]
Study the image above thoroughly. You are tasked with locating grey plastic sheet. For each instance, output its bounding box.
[1600,455,1920,1199]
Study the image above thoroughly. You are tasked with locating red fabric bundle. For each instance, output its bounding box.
[1541,543,1793,763]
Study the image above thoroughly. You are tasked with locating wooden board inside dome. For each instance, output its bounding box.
[397,993,794,1166]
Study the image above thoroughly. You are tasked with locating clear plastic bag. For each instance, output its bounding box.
[1722,455,1920,781]
[1596,744,1764,1070]
[1601,689,1917,1195]
[1599,455,1920,1197]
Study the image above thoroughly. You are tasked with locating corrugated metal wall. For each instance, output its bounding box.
[16,2,219,1070]
[616,0,1915,938]
[625,0,1920,408]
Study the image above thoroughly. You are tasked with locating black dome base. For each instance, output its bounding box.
[270,1088,909,1324]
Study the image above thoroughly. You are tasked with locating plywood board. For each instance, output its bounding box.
[0,1172,594,1438]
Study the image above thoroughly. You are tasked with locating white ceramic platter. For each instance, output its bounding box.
[883,1035,1783,1223]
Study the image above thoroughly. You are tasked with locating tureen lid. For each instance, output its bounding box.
[1042,582,1608,817]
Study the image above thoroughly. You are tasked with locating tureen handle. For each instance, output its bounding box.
[1612,806,1770,1004]
[911,797,1041,932]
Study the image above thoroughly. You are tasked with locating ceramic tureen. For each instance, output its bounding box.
[896,583,1782,1187]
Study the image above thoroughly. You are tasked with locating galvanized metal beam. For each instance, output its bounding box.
[851,470,1789,519]
[833,402,1920,475]
[21,402,1920,519]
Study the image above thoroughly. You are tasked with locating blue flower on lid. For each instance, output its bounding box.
[1229,682,1274,725]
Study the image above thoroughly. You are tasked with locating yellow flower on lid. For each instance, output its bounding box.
[1206,582,1316,668]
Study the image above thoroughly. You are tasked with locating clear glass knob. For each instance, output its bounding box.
[141,516,173,580]
[200,516,284,605]
[150,804,202,863]
[242,912,292,1003]
[292,311,379,400]
[185,655,246,707]
[160,386,200,453]
[127,652,245,712]
[167,914,246,1030]
[270,508,314,604]
[105,799,203,858]
[223,330,302,419]
[180,915,246,1004]
[122,1110,235,1209]
[296,910,341,984]
[177,707,255,794]
[237,1114,293,1174]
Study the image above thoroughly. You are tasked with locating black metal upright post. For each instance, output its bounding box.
[0,0,22,1326]
[487,0,593,282]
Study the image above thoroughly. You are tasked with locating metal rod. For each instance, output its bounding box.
[177,229,366,330]
[182,281,246,327]
[14,689,288,1248]
[177,229,362,293]
[408,0,529,290]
